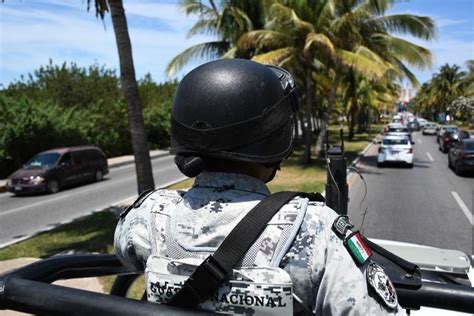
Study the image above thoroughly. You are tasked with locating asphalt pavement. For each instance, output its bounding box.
[349,131,473,255]
[0,154,186,247]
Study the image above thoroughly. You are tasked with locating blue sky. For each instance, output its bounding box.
[0,0,473,88]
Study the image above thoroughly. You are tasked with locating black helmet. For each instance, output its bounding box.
[170,59,298,176]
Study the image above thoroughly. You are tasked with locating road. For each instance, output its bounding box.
[0,155,186,247]
[349,131,473,255]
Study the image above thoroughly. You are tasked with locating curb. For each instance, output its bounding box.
[346,131,382,180]
[0,175,188,249]
[107,150,170,170]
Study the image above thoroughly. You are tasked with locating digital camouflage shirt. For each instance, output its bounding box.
[114,172,406,315]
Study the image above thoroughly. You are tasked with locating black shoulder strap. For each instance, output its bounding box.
[168,191,324,308]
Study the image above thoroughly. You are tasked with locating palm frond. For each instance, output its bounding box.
[338,48,388,79]
[373,14,437,40]
[304,32,335,56]
[225,6,254,33]
[361,0,395,16]
[237,30,290,52]
[179,0,215,18]
[186,18,218,38]
[393,58,421,87]
[251,47,295,65]
[166,41,230,77]
[222,47,237,59]
[267,3,314,33]
[373,34,432,69]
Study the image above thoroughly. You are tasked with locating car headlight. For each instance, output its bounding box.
[30,176,45,184]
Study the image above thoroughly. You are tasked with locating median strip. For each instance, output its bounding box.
[451,191,473,226]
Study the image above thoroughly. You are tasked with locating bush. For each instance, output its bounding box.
[0,96,83,177]
[0,64,177,177]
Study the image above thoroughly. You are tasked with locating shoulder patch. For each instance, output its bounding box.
[366,262,398,310]
[119,188,155,219]
[331,215,372,266]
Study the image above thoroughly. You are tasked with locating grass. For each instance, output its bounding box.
[0,124,380,296]
[0,211,117,261]
[171,124,383,193]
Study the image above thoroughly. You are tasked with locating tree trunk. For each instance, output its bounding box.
[302,67,313,165]
[109,0,155,194]
[348,107,356,139]
[315,69,341,158]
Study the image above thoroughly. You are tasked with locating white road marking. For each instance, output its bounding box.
[0,175,188,219]
[451,191,473,226]
[0,194,67,217]
[417,138,422,144]
[426,152,434,161]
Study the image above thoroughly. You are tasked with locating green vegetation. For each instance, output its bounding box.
[0,63,176,178]
[0,211,117,260]
[169,0,436,161]
[412,61,474,124]
[0,125,377,298]
[170,125,381,193]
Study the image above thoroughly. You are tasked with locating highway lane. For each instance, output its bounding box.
[0,155,186,247]
[349,131,473,255]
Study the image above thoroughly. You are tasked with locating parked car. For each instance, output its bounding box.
[448,139,474,175]
[421,122,437,135]
[6,146,108,195]
[436,125,458,143]
[407,121,421,132]
[439,131,470,153]
[377,135,414,167]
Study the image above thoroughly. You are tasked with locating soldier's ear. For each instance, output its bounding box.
[174,155,206,177]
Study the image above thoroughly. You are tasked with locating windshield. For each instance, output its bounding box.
[383,138,408,145]
[25,153,60,169]
[388,128,408,133]
[444,127,458,133]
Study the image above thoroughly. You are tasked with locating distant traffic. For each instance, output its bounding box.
[379,112,474,176]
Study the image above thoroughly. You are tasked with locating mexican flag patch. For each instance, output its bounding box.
[345,232,372,265]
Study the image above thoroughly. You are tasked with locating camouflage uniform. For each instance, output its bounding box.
[115,172,406,315]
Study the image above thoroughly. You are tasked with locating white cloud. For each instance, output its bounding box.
[0,1,214,86]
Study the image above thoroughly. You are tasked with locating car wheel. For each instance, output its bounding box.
[94,169,104,182]
[377,162,383,168]
[47,180,59,194]
[454,162,462,176]
[448,156,452,169]
[407,163,414,168]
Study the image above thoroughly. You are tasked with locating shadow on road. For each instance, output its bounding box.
[357,154,431,170]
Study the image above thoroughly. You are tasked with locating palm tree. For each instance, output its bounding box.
[166,0,267,76]
[91,0,155,194]
[236,0,435,161]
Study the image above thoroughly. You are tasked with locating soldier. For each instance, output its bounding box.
[114,59,405,315]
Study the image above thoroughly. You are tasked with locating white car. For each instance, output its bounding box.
[377,135,413,167]
[422,122,437,135]
[417,118,428,127]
